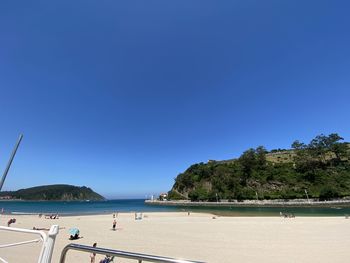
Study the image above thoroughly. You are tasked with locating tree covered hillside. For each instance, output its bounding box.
[169,134,350,201]
[0,184,105,201]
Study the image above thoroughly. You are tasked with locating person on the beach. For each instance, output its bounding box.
[112,219,116,230]
[33,227,50,231]
[90,242,97,263]
[7,218,16,227]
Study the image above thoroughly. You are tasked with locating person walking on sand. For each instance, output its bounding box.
[90,242,97,263]
[112,219,116,231]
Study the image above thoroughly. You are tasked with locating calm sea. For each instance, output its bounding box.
[0,199,177,216]
[1,199,350,216]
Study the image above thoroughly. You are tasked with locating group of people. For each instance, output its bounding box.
[43,213,59,219]
[90,243,114,263]
[280,212,295,218]
[89,215,120,263]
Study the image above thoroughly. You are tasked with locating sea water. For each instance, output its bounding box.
[1,199,350,216]
[0,199,178,215]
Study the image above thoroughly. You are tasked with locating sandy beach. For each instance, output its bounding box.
[1,212,350,263]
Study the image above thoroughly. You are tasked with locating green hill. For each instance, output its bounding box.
[0,184,105,201]
[168,133,350,201]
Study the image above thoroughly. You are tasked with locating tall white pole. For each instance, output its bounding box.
[0,135,23,191]
[304,189,310,203]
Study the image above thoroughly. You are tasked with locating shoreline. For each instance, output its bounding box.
[145,198,350,208]
[5,210,182,217]
[4,210,349,218]
[2,199,350,217]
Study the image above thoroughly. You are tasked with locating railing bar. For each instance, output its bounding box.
[59,243,204,263]
[0,226,46,238]
[0,238,41,248]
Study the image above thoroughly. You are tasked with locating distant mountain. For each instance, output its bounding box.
[0,184,105,201]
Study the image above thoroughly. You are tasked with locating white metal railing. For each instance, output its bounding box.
[0,225,59,263]
[1,225,203,263]
[59,243,205,263]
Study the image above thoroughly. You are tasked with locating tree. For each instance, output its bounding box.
[291,140,306,150]
[291,139,314,172]
[331,143,348,162]
[324,133,343,148]
[326,133,347,162]
[238,148,257,184]
[188,187,208,201]
[308,134,329,163]
[319,186,339,201]
[256,146,267,168]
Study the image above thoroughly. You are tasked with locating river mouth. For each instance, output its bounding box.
[1,199,350,217]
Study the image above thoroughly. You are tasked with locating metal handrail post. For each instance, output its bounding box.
[38,225,59,263]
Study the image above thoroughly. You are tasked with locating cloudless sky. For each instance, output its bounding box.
[0,0,349,198]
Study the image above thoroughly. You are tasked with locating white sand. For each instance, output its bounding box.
[1,212,350,263]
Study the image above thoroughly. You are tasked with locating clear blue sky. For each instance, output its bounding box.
[0,1,349,199]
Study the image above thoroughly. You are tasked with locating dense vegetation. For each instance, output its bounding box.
[0,184,105,201]
[168,133,350,201]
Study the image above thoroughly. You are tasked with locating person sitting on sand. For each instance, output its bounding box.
[50,214,58,219]
[90,242,97,263]
[33,227,50,231]
[134,212,142,220]
[7,218,16,227]
[99,255,114,263]
[69,233,79,240]
[45,214,54,219]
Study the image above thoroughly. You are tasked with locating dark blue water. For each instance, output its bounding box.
[1,199,350,216]
[0,199,179,216]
